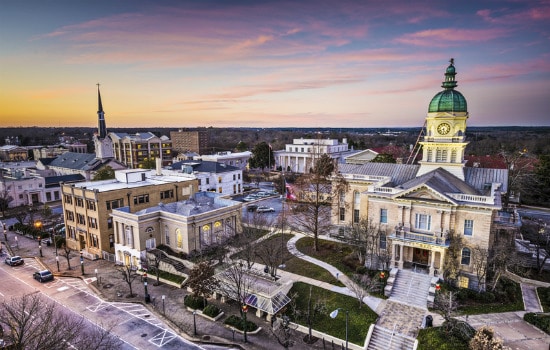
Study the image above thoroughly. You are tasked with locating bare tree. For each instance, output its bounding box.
[254,232,287,278]
[146,249,164,286]
[472,245,489,292]
[433,290,459,323]
[216,262,256,343]
[0,293,122,350]
[186,261,219,308]
[236,211,273,269]
[270,315,297,349]
[348,273,382,308]
[346,217,384,268]
[292,163,347,252]
[294,285,327,343]
[521,219,550,275]
[499,148,532,209]
[117,263,139,297]
[58,243,74,270]
[488,237,517,291]
[442,230,464,287]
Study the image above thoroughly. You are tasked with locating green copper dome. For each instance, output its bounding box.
[428,58,467,113]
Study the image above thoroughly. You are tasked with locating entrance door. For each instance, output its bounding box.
[413,248,429,266]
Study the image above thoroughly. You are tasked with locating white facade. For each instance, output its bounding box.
[275,138,353,173]
[196,151,251,170]
[0,168,45,207]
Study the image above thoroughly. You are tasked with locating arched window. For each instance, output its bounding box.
[461,247,471,265]
[164,225,170,245]
[202,224,211,244]
[176,228,182,249]
[353,191,360,206]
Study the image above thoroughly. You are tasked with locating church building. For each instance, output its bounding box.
[334,60,514,290]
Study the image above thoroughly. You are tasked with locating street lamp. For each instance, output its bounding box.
[80,251,85,275]
[143,271,149,303]
[38,237,43,257]
[55,255,60,272]
[330,308,349,350]
[192,310,197,336]
[2,223,7,242]
[162,295,165,315]
[242,303,248,343]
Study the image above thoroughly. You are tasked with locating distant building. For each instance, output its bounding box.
[170,160,243,195]
[61,167,198,259]
[111,191,242,267]
[197,151,251,170]
[37,152,126,181]
[170,129,210,155]
[0,145,28,162]
[275,138,355,173]
[110,132,173,169]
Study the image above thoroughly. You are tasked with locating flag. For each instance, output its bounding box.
[285,179,296,201]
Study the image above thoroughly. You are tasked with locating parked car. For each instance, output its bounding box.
[256,206,275,213]
[5,256,24,266]
[33,270,54,283]
[243,195,257,202]
[247,204,259,212]
[255,191,271,198]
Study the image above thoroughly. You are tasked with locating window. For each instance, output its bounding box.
[339,207,345,221]
[77,214,85,225]
[91,234,99,248]
[380,234,387,249]
[353,209,360,224]
[107,217,113,229]
[106,198,123,210]
[165,226,170,245]
[160,190,174,199]
[218,187,222,193]
[46,192,52,201]
[68,226,76,240]
[75,197,84,207]
[233,174,236,180]
[218,176,222,183]
[451,150,457,163]
[66,211,74,222]
[206,178,210,185]
[64,195,73,204]
[176,229,182,249]
[380,209,388,224]
[427,149,433,162]
[133,194,150,204]
[353,191,360,206]
[464,219,474,236]
[436,150,448,162]
[339,191,345,205]
[198,179,202,186]
[415,214,431,231]
[86,200,96,211]
[87,217,98,229]
[461,248,471,265]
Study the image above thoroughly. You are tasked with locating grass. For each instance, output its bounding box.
[416,327,469,350]
[538,286,550,312]
[431,277,524,315]
[294,236,362,276]
[231,233,345,286]
[287,282,377,346]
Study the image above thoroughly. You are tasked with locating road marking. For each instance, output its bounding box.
[57,286,69,291]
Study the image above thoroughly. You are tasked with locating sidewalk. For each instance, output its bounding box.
[1,229,327,350]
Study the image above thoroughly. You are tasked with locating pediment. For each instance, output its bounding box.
[393,185,456,204]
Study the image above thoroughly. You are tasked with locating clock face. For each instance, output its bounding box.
[437,123,451,135]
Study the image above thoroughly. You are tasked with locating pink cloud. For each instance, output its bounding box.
[394,28,509,47]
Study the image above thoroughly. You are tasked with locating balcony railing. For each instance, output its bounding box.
[390,227,449,247]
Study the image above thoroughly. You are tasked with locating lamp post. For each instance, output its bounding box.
[3,223,7,242]
[242,303,248,343]
[54,235,59,271]
[56,255,60,272]
[192,310,197,336]
[35,221,43,257]
[143,271,149,303]
[162,295,165,315]
[80,251,85,275]
[330,308,349,350]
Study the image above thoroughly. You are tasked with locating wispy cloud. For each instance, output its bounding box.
[394,28,509,47]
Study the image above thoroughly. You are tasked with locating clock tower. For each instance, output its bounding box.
[417,59,469,180]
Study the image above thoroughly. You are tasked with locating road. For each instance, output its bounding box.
[0,256,204,349]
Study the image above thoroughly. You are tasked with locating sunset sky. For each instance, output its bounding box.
[1,0,549,128]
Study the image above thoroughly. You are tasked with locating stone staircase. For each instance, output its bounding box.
[366,324,417,350]
[389,269,432,308]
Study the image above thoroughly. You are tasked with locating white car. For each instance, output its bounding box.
[256,206,275,213]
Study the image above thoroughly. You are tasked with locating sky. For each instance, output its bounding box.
[1,0,549,129]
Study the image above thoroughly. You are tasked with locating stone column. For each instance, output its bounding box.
[398,244,404,269]
[429,250,436,276]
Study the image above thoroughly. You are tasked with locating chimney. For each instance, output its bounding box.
[156,157,162,175]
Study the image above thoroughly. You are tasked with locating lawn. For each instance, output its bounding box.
[294,236,362,276]
[231,233,345,286]
[416,327,469,350]
[287,282,378,346]
[538,286,550,312]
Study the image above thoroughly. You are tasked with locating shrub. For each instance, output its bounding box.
[184,295,207,310]
[524,313,550,334]
[224,314,258,332]
[203,304,221,318]
[355,266,367,274]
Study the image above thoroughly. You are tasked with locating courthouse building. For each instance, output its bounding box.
[334,60,514,290]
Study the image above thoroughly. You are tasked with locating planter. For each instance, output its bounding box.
[186,307,224,321]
